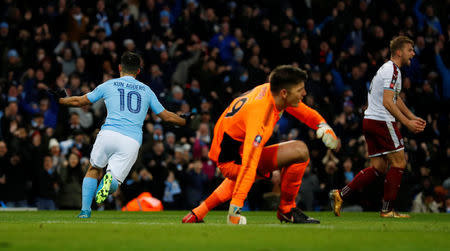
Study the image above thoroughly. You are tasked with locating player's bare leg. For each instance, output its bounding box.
[381,150,409,218]
[85,165,102,179]
[331,156,387,216]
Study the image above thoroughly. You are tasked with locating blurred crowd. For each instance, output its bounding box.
[0,0,449,213]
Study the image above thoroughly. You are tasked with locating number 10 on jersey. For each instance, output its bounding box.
[118,88,142,113]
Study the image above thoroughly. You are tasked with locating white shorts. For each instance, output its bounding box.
[90,130,140,183]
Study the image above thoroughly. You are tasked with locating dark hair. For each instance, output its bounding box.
[120,52,141,74]
[269,65,308,93]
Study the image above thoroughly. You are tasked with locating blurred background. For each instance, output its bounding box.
[0,0,449,213]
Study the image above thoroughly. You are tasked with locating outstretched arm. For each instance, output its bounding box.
[286,102,338,149]
[286,102,325,130]
[59,95,92,107]
[157,110,186,126]
[414,0,425,31]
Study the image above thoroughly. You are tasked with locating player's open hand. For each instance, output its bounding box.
[317,123,338,149]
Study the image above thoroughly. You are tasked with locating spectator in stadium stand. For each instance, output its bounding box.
[414,0,443,35]
[0,101,19,143]
[0,141,9,204]
[35,155,60,210]
[209,22,240,66]
[0,22,12,75]
[162,170,182,209]
[48,138,65,174]
[58,153,84,210]
[297,164,320,211]
[4,152,28,207]
[434,41,450,101]
[20,96,59,129]
[184,160,208,209]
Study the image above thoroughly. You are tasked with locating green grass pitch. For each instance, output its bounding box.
[1,211,449,250]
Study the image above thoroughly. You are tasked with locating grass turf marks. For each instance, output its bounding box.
[1,211,449,250]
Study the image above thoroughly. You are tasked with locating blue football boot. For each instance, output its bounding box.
[77,210,91,218]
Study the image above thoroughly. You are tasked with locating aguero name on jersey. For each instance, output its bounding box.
[87,76,165,144]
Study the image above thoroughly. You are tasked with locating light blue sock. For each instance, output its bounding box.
[81,177,98,211]
[110,178,119,194]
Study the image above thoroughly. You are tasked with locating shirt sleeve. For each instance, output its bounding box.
[382,65,397,90]
[230,102,271,207]
[148,89,165,115]
[86,83,106,103]
[285,102,326,130]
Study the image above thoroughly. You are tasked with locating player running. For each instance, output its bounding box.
[182,65,338,224]
[52,52,190,218]
[330,36,426,218]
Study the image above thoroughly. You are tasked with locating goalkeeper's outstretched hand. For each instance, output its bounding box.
[316,123,338,150]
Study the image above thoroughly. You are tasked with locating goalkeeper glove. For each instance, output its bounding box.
[316,123,338,149]
[227,204,247,225]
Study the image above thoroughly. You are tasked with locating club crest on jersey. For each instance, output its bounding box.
[253,135,262,147]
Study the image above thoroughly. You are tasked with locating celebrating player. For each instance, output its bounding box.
[182,65,338,224]
[53,52,190,218]
[330,36,426,218]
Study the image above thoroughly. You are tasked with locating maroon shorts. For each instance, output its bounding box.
[362,118,404,157]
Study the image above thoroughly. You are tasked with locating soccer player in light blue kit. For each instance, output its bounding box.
[54,52,190,218]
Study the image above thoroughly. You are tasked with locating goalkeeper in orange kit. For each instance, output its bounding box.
[182,65,338,224]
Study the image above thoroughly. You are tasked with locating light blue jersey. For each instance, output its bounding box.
[87,76,165,144]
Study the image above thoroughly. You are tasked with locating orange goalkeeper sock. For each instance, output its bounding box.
[279,159,309,213]
[192,178,235,219]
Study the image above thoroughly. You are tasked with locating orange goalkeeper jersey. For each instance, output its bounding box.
[208,83,326,205]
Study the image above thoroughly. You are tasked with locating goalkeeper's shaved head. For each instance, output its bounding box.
[269,65,308,93]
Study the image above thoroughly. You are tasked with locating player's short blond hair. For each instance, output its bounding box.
[390,36,414,55]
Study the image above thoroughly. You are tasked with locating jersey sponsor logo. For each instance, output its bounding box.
[253,135,262,147]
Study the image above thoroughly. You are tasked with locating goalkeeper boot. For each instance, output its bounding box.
[77,210,91,218]
[277,207,320,224]
[182,211,205,223]
[96,173,112,204]
[329,189,343,216]
[380,210,410,218]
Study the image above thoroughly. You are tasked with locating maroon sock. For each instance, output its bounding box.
[382,167,404,212]
[340,166,380,199]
